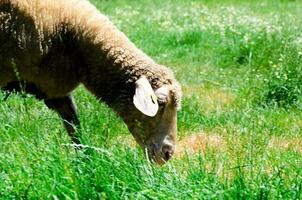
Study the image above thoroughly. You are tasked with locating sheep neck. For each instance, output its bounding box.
[76,20,171,110]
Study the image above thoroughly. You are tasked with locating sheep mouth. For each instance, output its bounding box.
[146,145,167,165]
[133,137,171,165]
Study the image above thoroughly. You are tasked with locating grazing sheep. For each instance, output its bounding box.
[0,0,182,164]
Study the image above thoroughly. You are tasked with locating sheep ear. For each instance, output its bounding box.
[133,76,159,117]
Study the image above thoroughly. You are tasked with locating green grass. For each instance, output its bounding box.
[1,0,302,199]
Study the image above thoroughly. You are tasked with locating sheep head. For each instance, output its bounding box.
[122,76,181,165]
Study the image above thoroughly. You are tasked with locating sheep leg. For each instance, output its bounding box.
[44,95,81,145]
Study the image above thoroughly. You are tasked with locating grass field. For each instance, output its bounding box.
[1,0,302,199]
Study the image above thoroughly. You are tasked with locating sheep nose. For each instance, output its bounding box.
[161,144,174,161]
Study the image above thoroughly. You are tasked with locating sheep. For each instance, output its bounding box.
[0,0,182,164]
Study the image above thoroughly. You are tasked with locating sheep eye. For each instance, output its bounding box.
[157,98,166,106]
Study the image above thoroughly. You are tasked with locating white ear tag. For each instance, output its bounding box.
[133,76,159,117]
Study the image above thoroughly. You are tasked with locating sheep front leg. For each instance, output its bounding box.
[44,95,81,145]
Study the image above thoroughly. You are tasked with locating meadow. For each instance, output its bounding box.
[1,0,302,199]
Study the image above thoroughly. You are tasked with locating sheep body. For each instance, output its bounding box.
[0,0,180,104]
[0,0,181,164]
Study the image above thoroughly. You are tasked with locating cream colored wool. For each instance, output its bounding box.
[0,0,181,111]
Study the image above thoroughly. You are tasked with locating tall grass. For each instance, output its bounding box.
[0,0,302,199]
